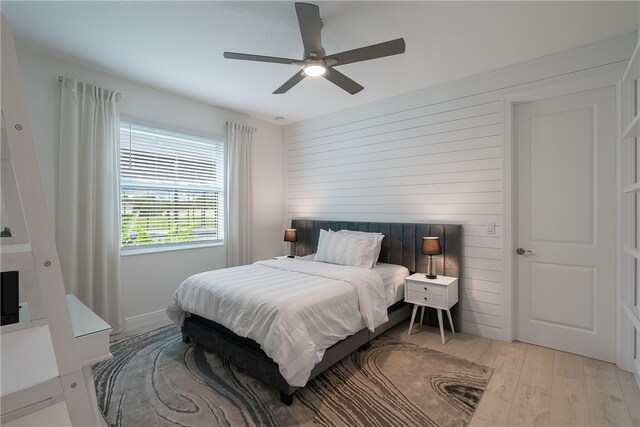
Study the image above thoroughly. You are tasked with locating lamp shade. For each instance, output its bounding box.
[284,228,298,243]
[421,237,441,256]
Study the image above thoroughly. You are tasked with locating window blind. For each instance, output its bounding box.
[120,122,224,249]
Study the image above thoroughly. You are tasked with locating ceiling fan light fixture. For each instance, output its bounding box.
[303,63,327,77]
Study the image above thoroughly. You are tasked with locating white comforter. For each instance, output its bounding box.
[166,258,388,386]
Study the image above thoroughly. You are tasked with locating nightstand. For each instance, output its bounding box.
[272,255,294,260]
[405,273,458,344]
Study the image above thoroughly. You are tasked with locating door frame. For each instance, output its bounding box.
[502,69,627,368]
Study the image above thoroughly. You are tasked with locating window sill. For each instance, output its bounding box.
[120,242,224,257]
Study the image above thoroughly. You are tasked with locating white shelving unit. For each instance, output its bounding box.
[620,33,640,386]
[0,12,106,425]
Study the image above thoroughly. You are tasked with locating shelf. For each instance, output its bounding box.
[1,325,59,397]
[1,235,14,245]
[67,295,111,338]
[622,40,639,83]
[20,295,112,338]
[1,377,62,422]
[17,296,113,367]
[0,244,34,272]
[3,399,70,427]
[623,182,640,194]
[66,294,112,367]
[1,243,32,253]
[623,114,640,139]
[0,318,47,335]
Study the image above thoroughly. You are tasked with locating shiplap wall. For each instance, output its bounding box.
[285,34,635,340]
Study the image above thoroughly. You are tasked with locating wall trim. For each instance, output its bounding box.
[502,70,624,355]
[502,98,515,341]
[124,309,171,332]
[460,322,505,341]
[286,33,636,134]
[616,80,627,372]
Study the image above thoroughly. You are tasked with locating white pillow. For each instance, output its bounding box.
[338,230,384,267]
[314,229,376,268]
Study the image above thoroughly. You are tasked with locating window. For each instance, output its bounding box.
[119,122,224,251]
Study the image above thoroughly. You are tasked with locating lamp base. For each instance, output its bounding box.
[287,255,295,258]
[425,274,438,279]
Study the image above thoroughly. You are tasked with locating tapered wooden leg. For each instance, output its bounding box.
[437,309,445,344]
[420,306,425,324]
[446,309,455,334]
[408,304,418,335]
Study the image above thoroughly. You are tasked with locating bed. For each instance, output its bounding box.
[169,220,462,404]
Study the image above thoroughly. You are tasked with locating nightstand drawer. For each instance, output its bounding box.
[406,291,447,307]
[406,281,447,296]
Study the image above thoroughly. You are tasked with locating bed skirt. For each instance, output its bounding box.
[181,301,411,404]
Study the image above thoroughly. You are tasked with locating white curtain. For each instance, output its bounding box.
[226,122,256,267]
[58,78,124,333]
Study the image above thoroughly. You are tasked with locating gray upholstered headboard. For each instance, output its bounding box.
[290,220,462,277]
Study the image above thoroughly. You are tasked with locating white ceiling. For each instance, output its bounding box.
[2,1,638,125]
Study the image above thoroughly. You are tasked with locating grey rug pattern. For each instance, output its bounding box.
[94,325,492,427]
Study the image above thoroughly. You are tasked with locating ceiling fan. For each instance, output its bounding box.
[223,2,406,95]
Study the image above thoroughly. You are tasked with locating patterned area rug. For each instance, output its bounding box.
[94,325,492,427]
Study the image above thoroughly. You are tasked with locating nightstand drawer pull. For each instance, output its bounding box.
[406,282,447,296]
[406,290,447,307]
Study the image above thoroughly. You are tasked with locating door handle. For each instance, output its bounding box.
[516,248,534,255]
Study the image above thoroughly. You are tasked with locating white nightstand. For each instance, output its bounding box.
[405,273,458,344]
[272,255,294,260]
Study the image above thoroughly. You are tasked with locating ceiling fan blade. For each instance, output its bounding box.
[323,68,364,95]
[273,71,307,94]
[295,2,323,57]
[224,51,302,65]
[328,38,406,66]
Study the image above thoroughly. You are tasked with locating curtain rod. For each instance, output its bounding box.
[225,121,257,132]
[58,76,121,96]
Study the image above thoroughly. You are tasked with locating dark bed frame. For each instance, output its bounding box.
[182,220,462,405]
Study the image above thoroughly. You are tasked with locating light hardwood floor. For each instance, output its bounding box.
[109,319,173,342]
[114,319,639,426]
[386,321,640,427]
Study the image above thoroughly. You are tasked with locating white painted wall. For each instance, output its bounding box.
[16,50,285,330]
[284,33,636,341]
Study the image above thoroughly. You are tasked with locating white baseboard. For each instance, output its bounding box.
[459,321,507,341]
[124,309,171,332]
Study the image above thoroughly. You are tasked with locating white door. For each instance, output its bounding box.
[515,86,616,362]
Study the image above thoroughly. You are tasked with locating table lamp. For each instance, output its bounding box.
[284,228,298,258]
[422,236,442,279]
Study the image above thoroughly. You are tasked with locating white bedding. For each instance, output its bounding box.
[373,262,410,305]
[166,258,388,387]
[299,255,410,305]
